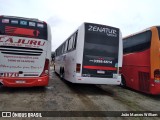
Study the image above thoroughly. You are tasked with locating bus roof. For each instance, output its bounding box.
[0,15,44,23]
[83,22,120,29]
[55,22,120,51]
[123,26,160,40]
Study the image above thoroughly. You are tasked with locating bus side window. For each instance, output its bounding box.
[124,31,151,54]
[72,32,78,49]
[64,40,68,52]
[68,37,74,51]
[61,44,65,54]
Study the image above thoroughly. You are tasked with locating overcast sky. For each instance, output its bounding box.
[0,0,160,51]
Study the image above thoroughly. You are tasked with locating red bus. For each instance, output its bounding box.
[121,26,160,95]
[0,15,51,87]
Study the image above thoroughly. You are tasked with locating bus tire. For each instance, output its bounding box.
[59,68,62,76]
[120,75,126,87]
[60,67,64,80]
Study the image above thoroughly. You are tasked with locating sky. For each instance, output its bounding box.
[0,0,160,51]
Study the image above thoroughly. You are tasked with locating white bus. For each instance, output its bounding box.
[55,22,122,84]
[0,15,51,87]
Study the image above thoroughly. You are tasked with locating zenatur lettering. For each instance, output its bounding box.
[88,25,117,37]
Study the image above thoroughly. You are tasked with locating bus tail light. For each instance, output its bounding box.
[40,59,49,77]
[154,69,160,83]
[76,63,81,73]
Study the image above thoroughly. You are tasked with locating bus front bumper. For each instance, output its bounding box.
[150,83,160,95]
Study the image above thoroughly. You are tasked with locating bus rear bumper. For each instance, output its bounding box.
[0,76,49,87]
[150,84,160,95]
[74,75,121,85]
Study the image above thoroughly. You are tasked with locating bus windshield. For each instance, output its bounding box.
[0,16,47,40]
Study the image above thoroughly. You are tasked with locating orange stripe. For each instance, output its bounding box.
[83,66,117,70]
[150,27,160,78]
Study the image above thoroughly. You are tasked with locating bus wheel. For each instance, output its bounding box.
[120,76,126,87]
[60,68,64,80]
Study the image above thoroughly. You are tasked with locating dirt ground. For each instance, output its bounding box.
[0,67,159,120]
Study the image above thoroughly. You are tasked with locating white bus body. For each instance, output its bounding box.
[55,22,122,84]
[0,15,51,87]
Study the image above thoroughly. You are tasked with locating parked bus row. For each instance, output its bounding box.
[0,15,160,95]
[54,24,160,95]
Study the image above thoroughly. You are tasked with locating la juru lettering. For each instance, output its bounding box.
[88,25,117,36]
[0,36,45,46]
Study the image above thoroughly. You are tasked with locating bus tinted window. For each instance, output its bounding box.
[84,23,119,58]
[123,31,151,54]
[83,23,119,68]
[0,17,47,40]
[68,37,74,51]
[64,41,68,52]
[84,33,119,57]
[72,31,78,49]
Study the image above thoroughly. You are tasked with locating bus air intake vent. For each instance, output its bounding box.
[0,46,43,56]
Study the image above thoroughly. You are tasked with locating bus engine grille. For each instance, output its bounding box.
[0,46,43,56]
[138,72,150,92]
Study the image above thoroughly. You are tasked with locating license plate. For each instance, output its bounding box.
[16,80,26,84]
[97,70,105,74]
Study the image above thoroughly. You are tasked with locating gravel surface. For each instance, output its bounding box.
[0,67,159,120]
